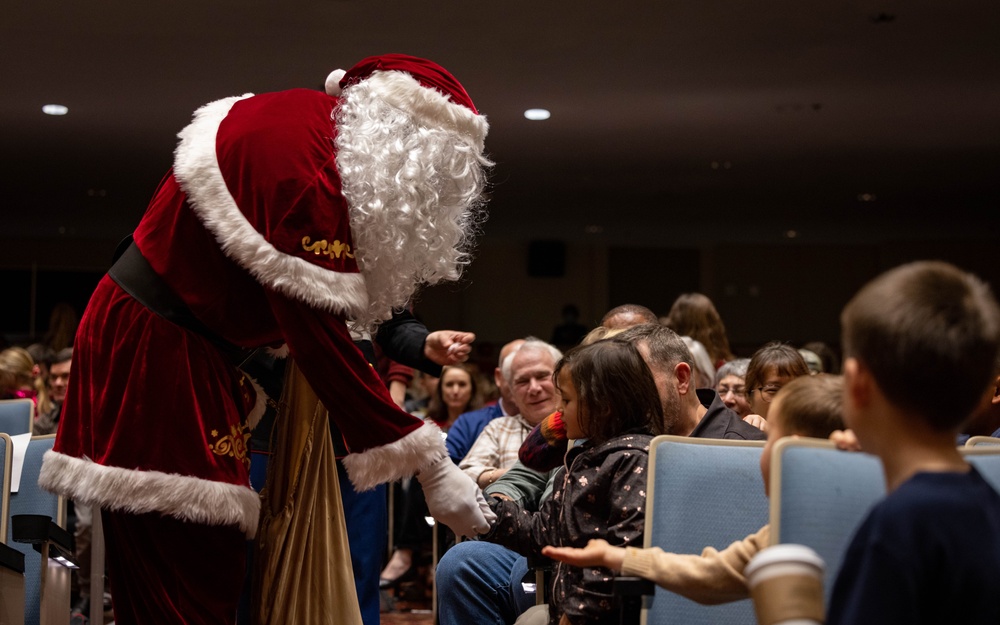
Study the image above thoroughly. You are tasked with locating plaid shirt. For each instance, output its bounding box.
[459,414,536,483]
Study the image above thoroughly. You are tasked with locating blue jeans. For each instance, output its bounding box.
[338,459,386,625]
[436,541,535,625]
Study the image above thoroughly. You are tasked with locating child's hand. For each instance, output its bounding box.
[542,539,626,571]
[743,414,767,431]
[830,428,862,451]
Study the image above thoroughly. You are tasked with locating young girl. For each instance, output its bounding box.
[542,374,845,606]
[483,339,666,625]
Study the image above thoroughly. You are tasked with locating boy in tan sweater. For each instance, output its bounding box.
[542,373,844,604]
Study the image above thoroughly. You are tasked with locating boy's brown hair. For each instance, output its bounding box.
[772,374,845,438]
[841,261,1000,431]
[554,339,666,445]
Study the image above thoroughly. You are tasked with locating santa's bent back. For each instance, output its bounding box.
[38,54,493,625]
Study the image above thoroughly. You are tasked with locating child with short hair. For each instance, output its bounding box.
[541,373,844,605]
[826,261,1000,625]
[484,339,666,625]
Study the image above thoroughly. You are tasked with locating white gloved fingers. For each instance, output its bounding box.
[419,455,493,538]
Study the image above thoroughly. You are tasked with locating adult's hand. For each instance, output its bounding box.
[425,330,476,365]
[743,414,768,432]
[418,454,495,538]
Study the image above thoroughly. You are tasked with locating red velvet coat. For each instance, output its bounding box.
[38,88,448,536]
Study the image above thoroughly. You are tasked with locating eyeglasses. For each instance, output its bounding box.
[750,385,782,403]
[717,385,746,399]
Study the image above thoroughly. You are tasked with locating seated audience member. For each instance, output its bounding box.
[404,370,439,415]
[714,358,751,419]
[798,348,824,375]
[600,304,658,330]
[447,339,526,463]
[958,353,1000,442]
[34,347,72,435]
[461,339,562,489]
[0,346,46,406]
[827,261,1000,625]
[663,292,735,369]
[485,339,667,625]
[436,324,762,625]
[802,340,841,375]
[681,336,717,389]
[381,364,482,589]
[543,374,845,604]
[743,342,810,421]
[26,343,55,381]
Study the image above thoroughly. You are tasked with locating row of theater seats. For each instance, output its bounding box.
[1,397,90,625]
[613,434,1000,625]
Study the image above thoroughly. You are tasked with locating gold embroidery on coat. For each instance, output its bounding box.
[301,236,356,259]
[209,424,252,470]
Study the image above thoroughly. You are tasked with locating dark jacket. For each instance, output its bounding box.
[487,432,653,625]
[690,389,766,441]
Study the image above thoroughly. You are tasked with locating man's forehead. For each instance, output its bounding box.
[512,350,556,375]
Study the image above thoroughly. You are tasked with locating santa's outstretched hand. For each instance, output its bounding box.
[425,330,476,365]
[418,454,496,538]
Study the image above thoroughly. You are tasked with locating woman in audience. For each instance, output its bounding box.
[664,293,735,369]
[381,365,483,590]
[0,346,47,408]
[714,358,751,418]
[743,342,810,421]
[483,339,666,625]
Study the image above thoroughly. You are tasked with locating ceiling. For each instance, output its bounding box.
[3,0,999,256]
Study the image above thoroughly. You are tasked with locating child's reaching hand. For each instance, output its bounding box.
[542,539,627,572]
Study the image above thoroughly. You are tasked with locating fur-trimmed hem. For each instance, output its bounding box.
[172,95,369,318]
[38,450,260,538]
[365,72,489,150]
[340,422,446,491]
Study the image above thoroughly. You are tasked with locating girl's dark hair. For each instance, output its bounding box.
[553,340,665,445]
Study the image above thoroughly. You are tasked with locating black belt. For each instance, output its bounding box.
[108,239,258,368]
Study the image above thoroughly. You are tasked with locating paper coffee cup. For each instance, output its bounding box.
[744,544,825,625]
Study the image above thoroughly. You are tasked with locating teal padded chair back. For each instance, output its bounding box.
[963,445,1000,493]
[0,399,34,436]
[644,435,767,625]
[0,433,11,542]
[770,438,885,606]
[7,435,62,625]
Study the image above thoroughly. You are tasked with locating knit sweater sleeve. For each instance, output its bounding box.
[619,524,769,605]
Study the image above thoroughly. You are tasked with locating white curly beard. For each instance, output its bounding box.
[335,80,491,331]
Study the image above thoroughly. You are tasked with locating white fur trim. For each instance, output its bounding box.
[173,95,369,318]
[340,422,447,491]
[365,71,489,150]
[265,344,290,359]
[325,69,346,96]
[245,375,268,431]
[39,450,260,538]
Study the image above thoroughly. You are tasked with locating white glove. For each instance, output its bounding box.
[418,455,497,538]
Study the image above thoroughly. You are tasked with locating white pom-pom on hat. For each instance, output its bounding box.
[325,69,346,96]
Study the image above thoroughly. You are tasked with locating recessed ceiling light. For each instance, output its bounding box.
[785,229,798,239]
[857,193,877,202]
[524,108,550,121]
[42,104,69,116]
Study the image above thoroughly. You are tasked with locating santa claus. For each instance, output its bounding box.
[39,54,494,624]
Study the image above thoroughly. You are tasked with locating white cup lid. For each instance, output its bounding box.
[744,543,825,579]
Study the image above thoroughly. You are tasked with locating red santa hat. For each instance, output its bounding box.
[172,54,486,320]
[325,53,487,149]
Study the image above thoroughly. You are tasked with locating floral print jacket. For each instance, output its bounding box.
[486,432,653,625]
